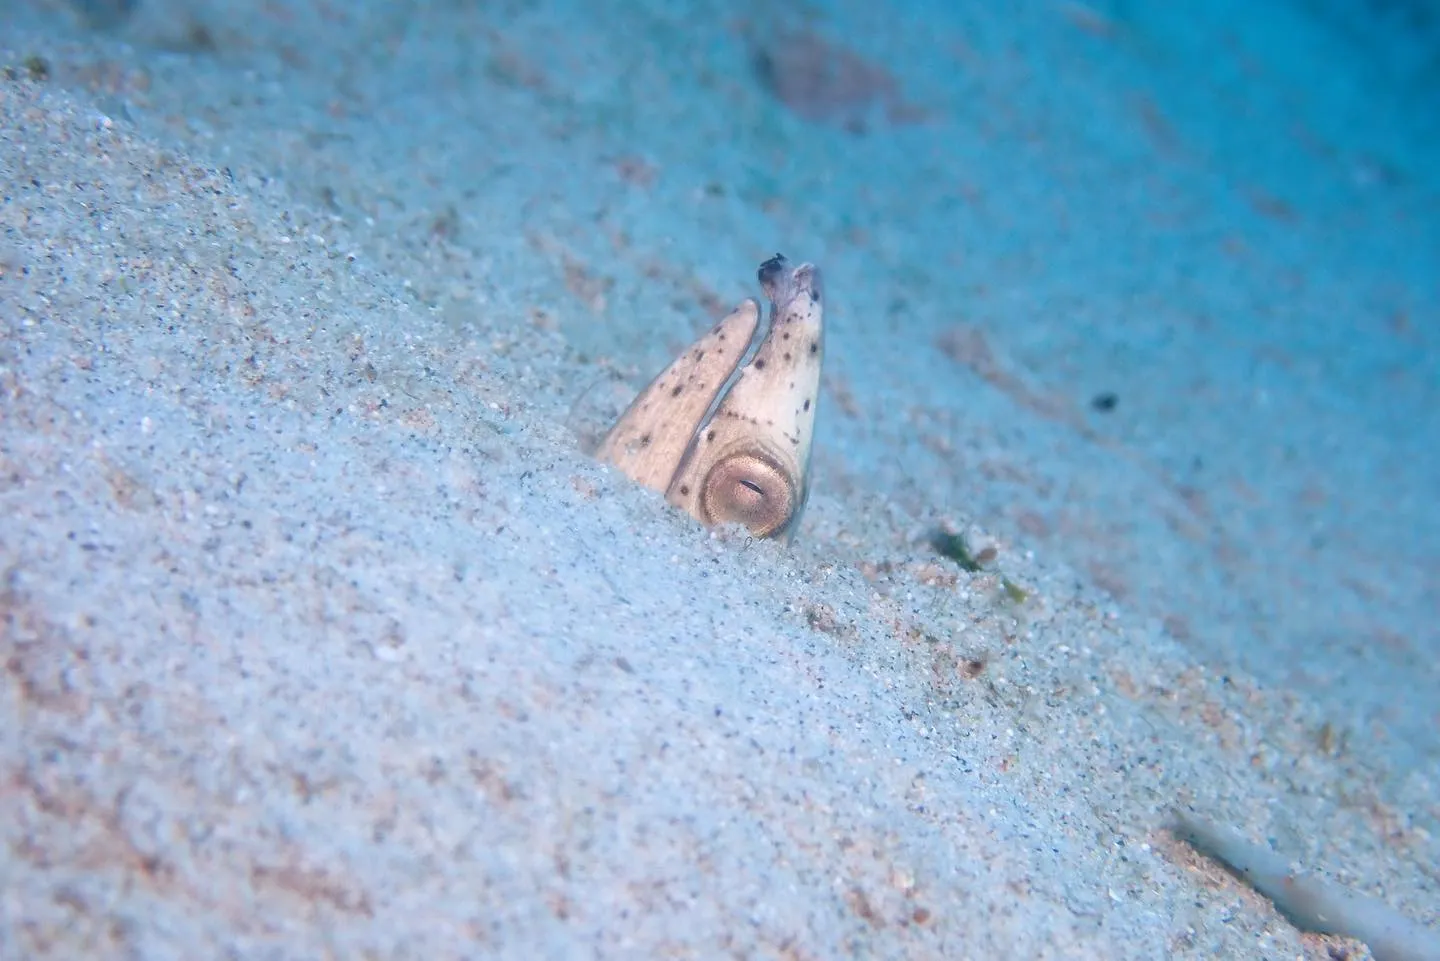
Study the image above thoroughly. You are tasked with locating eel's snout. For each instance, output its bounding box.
[758,253,823,310]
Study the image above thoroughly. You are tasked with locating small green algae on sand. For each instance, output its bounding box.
[927,528,985,572]
[927,527,1029,605]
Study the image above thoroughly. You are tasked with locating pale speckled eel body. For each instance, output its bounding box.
[596,254,824,542]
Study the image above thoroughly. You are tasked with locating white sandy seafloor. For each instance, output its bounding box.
[1,0,1437,957]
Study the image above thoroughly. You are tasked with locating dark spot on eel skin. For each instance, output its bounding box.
[679,485,690,495]
[639,433,652,446]
[706,429,716,441]
[782,332,791,340]
[783,352,792,362]
[803,399,811,411]
[671,385,683,397]
[754,359,766,369]
[809,342,818,354]
[695,350,705,361]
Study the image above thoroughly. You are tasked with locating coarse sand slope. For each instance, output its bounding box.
[2,1,1437,958]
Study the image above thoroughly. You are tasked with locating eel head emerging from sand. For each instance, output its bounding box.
[596,254,825,541]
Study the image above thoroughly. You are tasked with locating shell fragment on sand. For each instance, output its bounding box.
[1174,810,1440,961]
